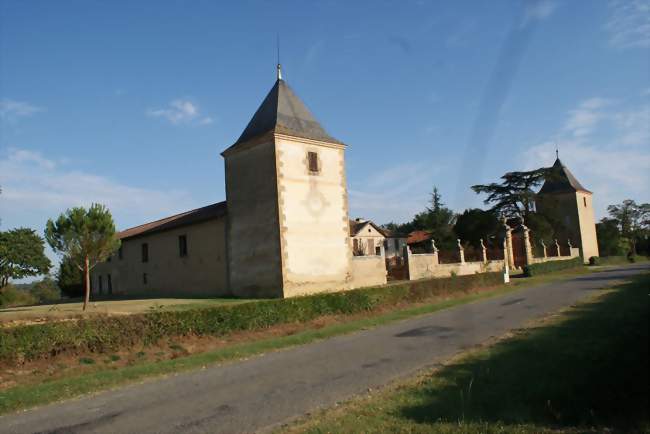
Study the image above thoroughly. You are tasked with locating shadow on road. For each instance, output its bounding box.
[397,273,649,431]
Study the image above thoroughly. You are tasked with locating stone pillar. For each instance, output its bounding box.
[503,218,514,269]
[430,239,440,265]
[480,238,487,264]
[403,244,412,280]
[554,239,561,257]
[522,224,533,265]
[457,239,465,264]
[540,240,547,259]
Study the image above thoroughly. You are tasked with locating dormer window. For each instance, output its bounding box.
[307,151,319,173]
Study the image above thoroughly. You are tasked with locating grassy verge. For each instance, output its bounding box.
[0,268,591,415]
[285,273,649,434]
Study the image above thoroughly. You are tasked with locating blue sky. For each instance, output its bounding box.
[1,0,649,246]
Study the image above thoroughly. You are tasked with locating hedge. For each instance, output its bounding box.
[0,272,502,364]
[523,257,584,277]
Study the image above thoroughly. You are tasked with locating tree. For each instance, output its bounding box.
[0,228,51,290]
[386,187,456,249]
[45,204,120,310]
[471,168,549,218]
[57,255,84,298]
[453,208,500,248]
[596,217,627,257]
[606,200,650,255]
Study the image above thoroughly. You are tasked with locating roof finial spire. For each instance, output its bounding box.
[555,144,559,160]
[276,33,282,81]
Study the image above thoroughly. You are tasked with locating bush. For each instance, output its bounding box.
[0,285,37,308]
[589,256,600,266]
[0,272,503,364]
[523,257,583,277]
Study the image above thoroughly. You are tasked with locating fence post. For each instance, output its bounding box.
[540,240,547,259]
[480,238,487,264]
[457,239,465,264]
[554,239,561,257]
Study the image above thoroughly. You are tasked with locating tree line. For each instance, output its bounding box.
[1,197,120,310]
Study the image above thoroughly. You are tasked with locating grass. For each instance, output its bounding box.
[0,270,591,416]
[285,273,649,434]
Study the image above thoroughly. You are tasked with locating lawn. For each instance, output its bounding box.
[286,273,649,433]
[0,297,249,325]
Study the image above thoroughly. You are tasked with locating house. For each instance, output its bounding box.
[91,65,387,298]
[406,230,435,254]
[349,219,385,256]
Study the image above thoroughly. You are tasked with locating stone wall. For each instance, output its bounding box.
[349,255,387,288]
[224,137,284,298]
[92,217,228,297]
[275,135,352,297]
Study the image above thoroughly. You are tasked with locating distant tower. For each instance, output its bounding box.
[221,66,351,297]
[536,157,599,262]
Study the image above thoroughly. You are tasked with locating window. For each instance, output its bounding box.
[107,274,112,295]
[118,246,123,260]
[142,243,149,263]
[98,275,103,294]
[179,235,188,257]
[307,151,319,173]
[143,273,148,285]
[394,238,399,250]
[375,246,381,255]
[583,197,587,207]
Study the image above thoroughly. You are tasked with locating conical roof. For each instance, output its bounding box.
[223,78,342,154]
[539,158,590,194]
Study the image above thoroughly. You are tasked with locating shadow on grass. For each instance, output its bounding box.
[398,274,649,432]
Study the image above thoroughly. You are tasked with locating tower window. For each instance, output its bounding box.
[142,243,149,263]
[307,151,319,173]
[583,197,587,207]
[179,235,188,257]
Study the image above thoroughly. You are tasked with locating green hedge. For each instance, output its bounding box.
[0,272,502,363]
[523,257,584,277]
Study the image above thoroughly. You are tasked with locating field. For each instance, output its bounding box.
[0,297,249,326]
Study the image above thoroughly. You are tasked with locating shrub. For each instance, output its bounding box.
[523,257,583,277]
[0,285,37,308]
[0,272,503,364]
[589,256,600,266]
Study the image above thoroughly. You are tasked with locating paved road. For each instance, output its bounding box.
[2,265,647,434]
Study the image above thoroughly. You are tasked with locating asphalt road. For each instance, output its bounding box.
[2,264,647,434]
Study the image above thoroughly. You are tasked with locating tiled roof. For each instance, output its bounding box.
[539,158,590,194]
[223,78,342,154]
[118,201,227,240]
[407,230,433,245]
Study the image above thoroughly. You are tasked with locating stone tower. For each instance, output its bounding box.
[222,68,351,298]
[536,157,599,262]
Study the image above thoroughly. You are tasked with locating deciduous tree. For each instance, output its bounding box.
[0,228,51,290]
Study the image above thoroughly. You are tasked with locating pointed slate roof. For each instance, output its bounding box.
[539,158,590,194]
[223,78,342,154]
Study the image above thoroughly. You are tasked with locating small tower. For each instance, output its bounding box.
[221,67,351,297]
[536,157,599,262]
